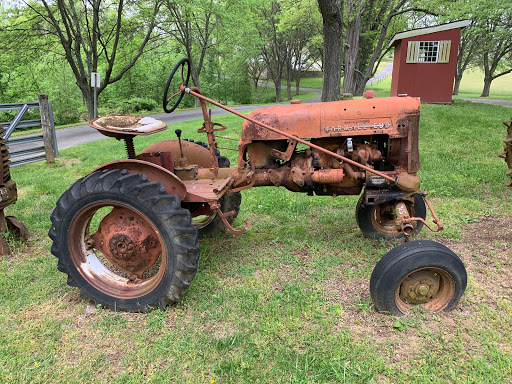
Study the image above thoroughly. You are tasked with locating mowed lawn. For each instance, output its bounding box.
[1,99,511,383]
[280,66,512,101]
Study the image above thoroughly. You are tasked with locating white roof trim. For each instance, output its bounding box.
[388,20,471,48]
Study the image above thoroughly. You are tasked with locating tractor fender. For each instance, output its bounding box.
[140,140,215,168]
[90,159,187,201]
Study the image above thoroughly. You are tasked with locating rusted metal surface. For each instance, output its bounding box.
[181,179,233,202]
[6,216,29,242]
[140,140,216,170]
[209,201,251,234]
[90,207,161,280]
[89,115,167,138]
[0,124,28,255]
[68,201,167,299]
[185,87,421,193]
[0,179,18,210]
[395,267,455,312]
[394,201,414,236]
[369,200,416,237]
[91,160,187,201]
[500,118,512,186]
[239,96,420,141]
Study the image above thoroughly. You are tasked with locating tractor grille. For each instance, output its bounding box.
[0,126,12,186]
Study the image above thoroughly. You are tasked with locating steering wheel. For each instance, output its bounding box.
[163,58,191,113]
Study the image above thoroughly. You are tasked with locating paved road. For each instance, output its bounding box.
[459,98,512,108]
[16,63,512,164]
[52,65,393,151]
[54,89,322,150]
[366,63,393,85]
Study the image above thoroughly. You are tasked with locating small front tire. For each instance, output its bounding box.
[370,240,467,316]
[356,194,426,239]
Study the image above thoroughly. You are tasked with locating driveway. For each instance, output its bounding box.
[54,89,322,150]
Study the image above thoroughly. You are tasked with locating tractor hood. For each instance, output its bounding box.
[241,96,420,141]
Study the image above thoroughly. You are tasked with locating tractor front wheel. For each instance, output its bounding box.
[356,194,426,239]
[48,169,200,311]
[370,240,467,316]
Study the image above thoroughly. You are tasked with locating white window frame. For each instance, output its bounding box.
[406,40,451,64]
[417,41,439,63]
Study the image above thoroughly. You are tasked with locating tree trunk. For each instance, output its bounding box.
[342,0,362,95]
[192,72,201,107]
[318,0,344,102]
[354,75,367,96]
[452,75,462,96]
[481,52,491,97]
[275,81,282,103]
[481,78,492,97]
[79,85,95,120]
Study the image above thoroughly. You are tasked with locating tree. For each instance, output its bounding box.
[163,0,228,106]
[1,0,163,119]
[453,23,478,95]
[317,0,344,101]
[279,0,322,97]
[476,4,512,97]
[254,0,291,102]
[342,0,436,96]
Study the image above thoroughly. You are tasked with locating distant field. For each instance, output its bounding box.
[455,68,512,100]
[287,65,512,101]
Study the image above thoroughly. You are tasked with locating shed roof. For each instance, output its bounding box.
[388,20,471,48]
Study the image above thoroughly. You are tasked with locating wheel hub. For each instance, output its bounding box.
[400,270,440,304]
[91,207,161,279]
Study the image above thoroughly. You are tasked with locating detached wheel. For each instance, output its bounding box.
[356,194,426,239]
[48,169,200,311]
[370,240,467,316]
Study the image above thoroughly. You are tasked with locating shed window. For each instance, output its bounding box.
[406,40,451,63]
[418,41,438,62]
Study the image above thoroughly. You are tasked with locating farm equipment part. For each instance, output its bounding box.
[0,125,29,254]
[499,117,512,186]
[49,58,467,315]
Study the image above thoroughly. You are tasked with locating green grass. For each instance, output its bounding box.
[273,61,393,90]
[2,100,512,383]
[455,68,512,100]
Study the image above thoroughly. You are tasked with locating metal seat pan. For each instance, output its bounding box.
[89,115,167,138]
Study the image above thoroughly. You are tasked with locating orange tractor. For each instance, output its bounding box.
[49,59,467,315]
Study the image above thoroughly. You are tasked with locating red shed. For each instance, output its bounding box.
[389,20,471,103]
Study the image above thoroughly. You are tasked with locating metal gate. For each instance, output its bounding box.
[0,95,59,167]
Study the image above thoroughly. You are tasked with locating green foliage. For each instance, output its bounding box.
[112,98,159,114]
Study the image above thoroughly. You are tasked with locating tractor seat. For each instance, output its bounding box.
[89,115,167,139]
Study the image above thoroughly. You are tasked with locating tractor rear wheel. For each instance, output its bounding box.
[370,240,467,316]
[48,169,200,311]
[356,194,426,239]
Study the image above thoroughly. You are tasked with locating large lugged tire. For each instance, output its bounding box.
[356,194,426,239]
[370,240,467,316]
[48,169,200,312]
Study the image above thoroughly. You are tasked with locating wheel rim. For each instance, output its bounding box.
[68,201,167,299]
[394,267,455,313]
[370,201,416,236]
[191,212,217,229]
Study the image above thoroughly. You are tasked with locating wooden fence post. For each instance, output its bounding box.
[38,94,55,164]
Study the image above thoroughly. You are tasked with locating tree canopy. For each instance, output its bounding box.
[0,0,509,123]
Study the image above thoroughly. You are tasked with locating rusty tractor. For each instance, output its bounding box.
[49,59,467,315]
[499,117,512,186]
